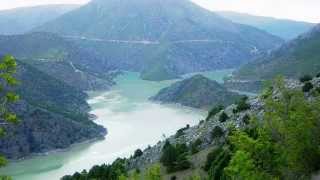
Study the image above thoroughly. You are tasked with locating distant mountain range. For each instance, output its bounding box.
[217,11,315,40]
[0,32,114,91]
[35,0,282,81]
[235,24,320,80]
[0,4,79,35]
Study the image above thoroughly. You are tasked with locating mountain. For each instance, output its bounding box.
[35,0,282,81]
[217,11,315,40]
[150,75,242,109]
[0,4,80,35]
[0,32,115,90]
[235,24,320,80]
[0,59,106,159]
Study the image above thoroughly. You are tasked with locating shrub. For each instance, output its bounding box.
[219,112,229,123]
[175,124,190,138]
[300,75,313,83]
[203,147,224,171]
[302,82,314,92]
[206,105,224,121]
[211,126,224,139]
[190,138,202,154]
[233,96,251,113]
[316,73,320,78]
[160,141,191,173]
[242,114,251,125]
[133,149,143,158]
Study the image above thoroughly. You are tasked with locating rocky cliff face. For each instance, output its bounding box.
[150,75,243,109]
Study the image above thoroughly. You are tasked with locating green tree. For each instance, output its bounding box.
[0,55,19,178]
[145,164,162,180]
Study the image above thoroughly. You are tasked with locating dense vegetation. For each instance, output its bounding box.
[151,75,243,109]
[236,24,320,80]
[206,77,320,179]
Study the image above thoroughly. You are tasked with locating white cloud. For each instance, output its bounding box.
[0,0,319,23]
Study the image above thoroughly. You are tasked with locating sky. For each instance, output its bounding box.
[0,0,319,23]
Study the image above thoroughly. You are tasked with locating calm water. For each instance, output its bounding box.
[0,70,232,180]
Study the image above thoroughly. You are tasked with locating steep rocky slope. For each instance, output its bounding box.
[150,75,243,109]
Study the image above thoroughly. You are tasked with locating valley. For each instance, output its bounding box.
[0,70,231,180]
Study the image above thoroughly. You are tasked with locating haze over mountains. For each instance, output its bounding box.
[0,4,79,35]
[217,11,315,40]
[235,24,320,80]
[33,0,283,80]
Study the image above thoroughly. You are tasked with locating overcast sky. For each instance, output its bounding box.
[0,0,319,23]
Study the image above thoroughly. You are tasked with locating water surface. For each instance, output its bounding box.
[0,71,231,180]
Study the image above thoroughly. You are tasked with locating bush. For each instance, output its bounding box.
[316,73,320,78]
[211,126,225,139]
[190,138,202,154]
[233,96,251,113]
[206,105,224,121]
[203,147,224,171]
[160,141,191,173]
[175,124,190,138]
[300,75,313,82]
[242,114,251,125]
[133,149,143,158]
[302,82,314,92]
[219,112,229,123]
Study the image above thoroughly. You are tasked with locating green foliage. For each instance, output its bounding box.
[302,81,314,92]
[225,78,320,179]
[219,112,229,123]
[208,147,231,180]
[206,105,224,121]
[317,72,320,78]
[211,126,224,140]
[133,149,143,158]
[144,164,162,180]
[203,147,224,172]
[160,141,191,173]
[0,55,19,173]
[299,74,313,82]
[233,96,251,113]
[62,158,127,180]
[175,124,190,138]
[190,138,202,154]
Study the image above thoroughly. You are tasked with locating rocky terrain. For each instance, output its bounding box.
[150,75,243,109]
[127,77,312,172]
